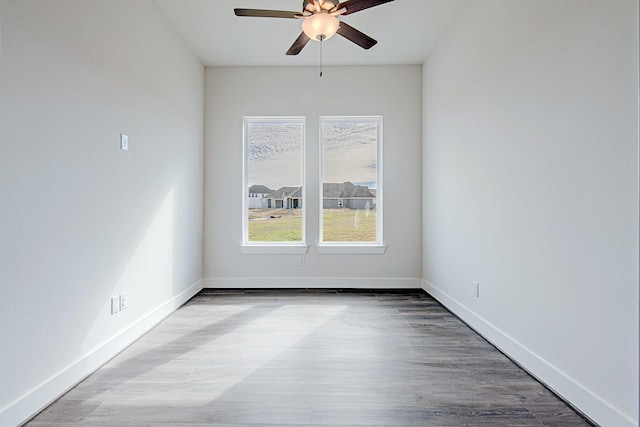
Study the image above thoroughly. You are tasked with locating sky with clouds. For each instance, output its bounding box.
[321,120,377,187]
[247,119,378,190]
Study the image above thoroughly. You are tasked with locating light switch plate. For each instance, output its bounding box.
[120,134,128,151]
[111,296,120,315]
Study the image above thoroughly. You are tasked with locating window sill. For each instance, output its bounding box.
[241,245,309,255]
[317,245,387,255]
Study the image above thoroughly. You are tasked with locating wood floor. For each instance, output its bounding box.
[27,289,592,426]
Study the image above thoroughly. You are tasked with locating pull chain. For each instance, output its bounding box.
[320,36,324,77]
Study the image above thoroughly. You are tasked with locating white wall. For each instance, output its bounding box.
[422,1,638,426]
[204,66,422,288]
[0,1,204,425]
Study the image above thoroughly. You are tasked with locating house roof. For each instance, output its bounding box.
[265,186,301,199]
[289,187,303,198]
[264,182,374,199]
[248,185,272,194]
[323,182,375,198]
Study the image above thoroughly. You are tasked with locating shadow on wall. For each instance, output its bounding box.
[82,187,177,355]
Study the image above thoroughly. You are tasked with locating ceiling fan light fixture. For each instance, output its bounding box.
[302,13,340,41]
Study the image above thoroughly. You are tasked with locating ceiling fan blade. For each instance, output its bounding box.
[234,9,299,19]
[286,32,311,55]
[338,0,394,15]
[336,22,377,49]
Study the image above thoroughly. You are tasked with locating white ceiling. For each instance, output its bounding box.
[153,0,470,67]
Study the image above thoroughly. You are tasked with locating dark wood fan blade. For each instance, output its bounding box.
[234,9,299,19]
[338,0,394,15]
[286,32,311,55]
[336,22,377,49]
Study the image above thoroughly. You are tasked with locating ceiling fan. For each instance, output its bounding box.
[234,0,395,55]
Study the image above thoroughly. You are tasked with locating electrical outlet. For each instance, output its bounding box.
[119,293,127,311]
[111,296,120,315]
[298,256,305,266]
[473,282,480,298]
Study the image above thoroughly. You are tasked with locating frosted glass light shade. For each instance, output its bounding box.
[302,13,340,41]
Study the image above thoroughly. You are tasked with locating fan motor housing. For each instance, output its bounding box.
[303,0,340,11]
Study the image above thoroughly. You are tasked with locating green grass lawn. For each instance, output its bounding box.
[248,208,376,242]
[322,208,376,242]
[248,209,303,242]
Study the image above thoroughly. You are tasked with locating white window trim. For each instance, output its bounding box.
[242,116,306,249]
[241,244,309,255]
[318,116,384,249]
[316,244,386,254]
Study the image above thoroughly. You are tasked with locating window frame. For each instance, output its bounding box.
[318,116,385,253]
[242,116,308,254]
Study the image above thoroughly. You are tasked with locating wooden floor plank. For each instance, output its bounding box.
[26,289,593,426]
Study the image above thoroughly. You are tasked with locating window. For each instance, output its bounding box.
[243,117,305,246]
[320,116,382,246]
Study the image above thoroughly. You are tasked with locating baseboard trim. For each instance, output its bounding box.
[422,279,635,427]
[204,277,422,289]
[2,279,203,427]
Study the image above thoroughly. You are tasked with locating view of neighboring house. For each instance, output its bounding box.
[247,185,272,209]
[323,182,376,209]
[263,186,303,209]
[254,182,376,210]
